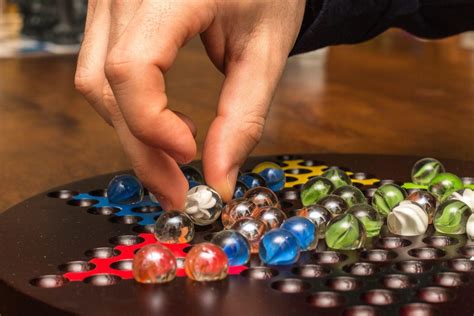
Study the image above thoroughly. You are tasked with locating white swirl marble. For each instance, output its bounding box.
[387,201,428,236]
[467,213,474,240]
[184,185,223,225]
[450,188,474,212]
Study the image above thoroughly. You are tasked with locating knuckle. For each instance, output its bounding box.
[240,112,265,145]
[104,51,136,84]
[74,70,96,96]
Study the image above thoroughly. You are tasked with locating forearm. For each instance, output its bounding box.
[291,0,474,55]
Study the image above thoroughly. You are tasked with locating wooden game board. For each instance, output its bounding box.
[1,154,473,316]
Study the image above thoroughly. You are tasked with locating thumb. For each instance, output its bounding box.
[203,47,288,201]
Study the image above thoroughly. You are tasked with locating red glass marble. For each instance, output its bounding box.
[132,243,177,284]
[185,243,229,281]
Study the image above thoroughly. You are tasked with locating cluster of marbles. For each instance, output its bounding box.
[325,213,366,250]
[300,176,334,206]
[467,214,474,240]
[387,201,429,236]
[233,181,249,199]
[107,174,144,205]
[184,185,223,226]
[181,165,204,189]
[347,204,383,237]
[321,167,352,188]
[252,161,286,192]
[372,184,407,217]
[132,244,177,284]
[411,158,445,185]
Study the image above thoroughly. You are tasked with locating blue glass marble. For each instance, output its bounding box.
[280,216,318,250]
[211,230,250,266]
[253,162,285,192]
[107,175,144,205]
[233,181,249,199]
[180,165,204,183]
[238,172,267,189]
[259,228,300,265]
[188,180,200,189]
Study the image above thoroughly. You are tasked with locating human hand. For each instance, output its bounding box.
[75,0,306,210]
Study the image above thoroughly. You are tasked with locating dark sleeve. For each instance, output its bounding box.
[291,0,474,55]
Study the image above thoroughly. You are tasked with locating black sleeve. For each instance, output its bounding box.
[291,0,474,55]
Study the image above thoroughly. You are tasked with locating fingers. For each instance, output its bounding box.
[112,115,189,211]
[74,0,112,125]
[104,1,213,163]
[203,43,288,201]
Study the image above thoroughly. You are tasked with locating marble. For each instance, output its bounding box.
[252,206,287,230]
[449,188,474,212]
[321,166,352,188]
[154,211,195,243]
[231,217,267,253]
[411,158,445,185]
[184,185,223,226]
[233,180,249,199]
[238,172,267,189]
[211,230,250,266]
[300,176,334,206]
[325,213,366,250]
[281,216,318,250]
[107,174,144,205]
[295,205,332,239]
[184,243,228,281]
[317,194,349,217]
[180,165,204,183]
[433,199,470,234]
[333,185,367,207]
[466,214,474,240]
[259,228,300,265]
[252,161,286,192]
[347,204,383,237]
[132,244,177,283]
[407,190,437,223]
[387,201,428,236]
[244,187,279,208]
[221,198,258,229]
[372,184,407,217]
[428,172,464,202]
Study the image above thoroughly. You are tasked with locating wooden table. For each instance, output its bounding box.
[0,30,473,212]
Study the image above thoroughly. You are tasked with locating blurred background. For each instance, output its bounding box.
[0,0,473,212]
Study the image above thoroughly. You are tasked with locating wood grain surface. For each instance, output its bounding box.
[1,30,473,212]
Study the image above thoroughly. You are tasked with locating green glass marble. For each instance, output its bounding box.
[428,173,464,202]
[371,184,407,217]
[433,200,470,234]
[300,176,335,206]
[333,185,367,207]
[411,158,445,185]
[325,213,366,250]
[321,167,352,188]
[347,204,383,238]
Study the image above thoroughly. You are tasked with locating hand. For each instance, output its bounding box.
[75,0,306,210]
